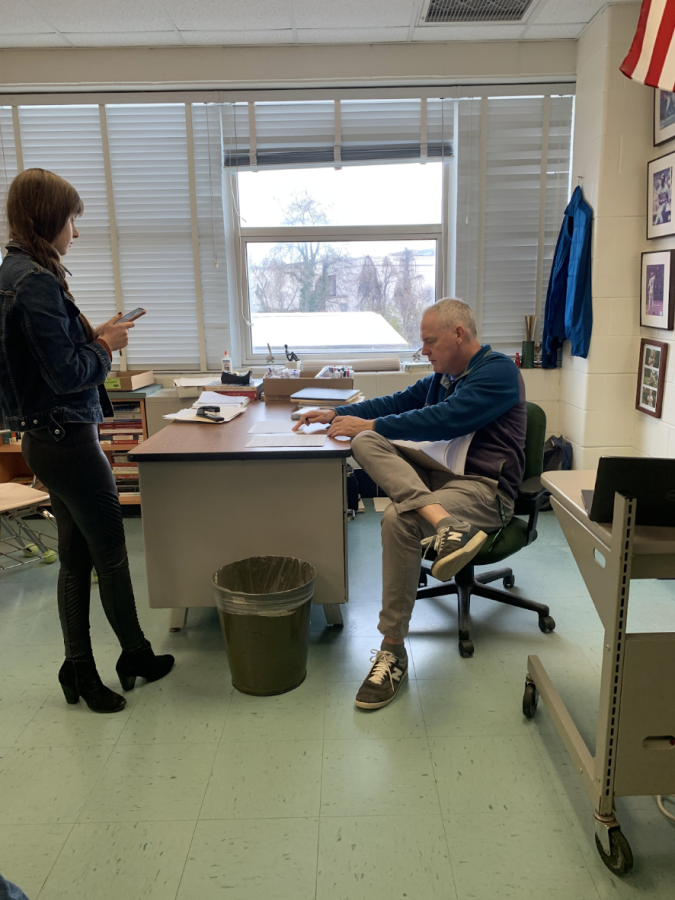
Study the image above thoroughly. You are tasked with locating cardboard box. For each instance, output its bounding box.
[263,376,354,400]
[104,370,155,392]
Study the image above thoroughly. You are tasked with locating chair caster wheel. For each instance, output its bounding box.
[538,615,556,633]
[458,639,474,658]
[595,828,633,876]
[503,573,515,589]
[522,682,538,718]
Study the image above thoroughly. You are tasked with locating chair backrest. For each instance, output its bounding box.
[523,401,546,481]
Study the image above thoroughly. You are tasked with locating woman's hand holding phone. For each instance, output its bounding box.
[96,312,137,351]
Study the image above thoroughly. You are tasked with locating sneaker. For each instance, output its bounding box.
[354,649,408,710]
[421,521,487,582]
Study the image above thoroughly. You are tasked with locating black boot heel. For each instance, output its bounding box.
[58,658,126,714]
[118,673,137,692]
[116,642,174,691]
[61,683,79,704]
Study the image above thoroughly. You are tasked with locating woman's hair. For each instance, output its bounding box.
[6,168,95,342]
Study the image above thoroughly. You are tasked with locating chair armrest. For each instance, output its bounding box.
[516,476,547,546]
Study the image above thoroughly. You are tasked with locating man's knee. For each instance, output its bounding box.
[350,429,386,466]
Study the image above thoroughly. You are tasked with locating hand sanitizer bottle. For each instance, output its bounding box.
[221,350,232,375]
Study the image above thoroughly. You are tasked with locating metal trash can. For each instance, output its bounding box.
[213,556,316,696]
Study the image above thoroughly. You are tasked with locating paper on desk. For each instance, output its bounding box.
[248,421,328,434]
[192,391,250,407]
[246,434,327,448]
[163,407,246,424]
[173,377,221,388]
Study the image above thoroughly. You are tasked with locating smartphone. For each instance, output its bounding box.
[118,307,146,323]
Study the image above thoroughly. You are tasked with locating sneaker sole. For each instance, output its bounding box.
[354,668,408,710]
[430,530,487,582]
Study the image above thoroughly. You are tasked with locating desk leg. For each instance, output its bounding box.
[323,604,344,627]
[169,608,188,632]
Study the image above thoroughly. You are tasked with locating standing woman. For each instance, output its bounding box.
[0,168,173,713]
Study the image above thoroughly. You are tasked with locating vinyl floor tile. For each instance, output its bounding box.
[79,742,217,823]
[177,818,320,900]
[15,688,136,748]
[0,686,53,745]
[320,738,438,817]
[0,745,112,824]
[317,815,456,900]
[323,680,425,741]
[444,811,600,900]
[200,739,323,819]
[0,824,72,898]
[223,682,326,742]
[429,734,563,817]
[38,821,195,900]
[324,635,413,682]
[407,634,508,681]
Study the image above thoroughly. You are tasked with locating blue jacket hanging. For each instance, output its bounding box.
[541,185,593,368]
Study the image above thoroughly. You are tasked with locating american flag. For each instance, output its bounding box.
[621,0,675,89]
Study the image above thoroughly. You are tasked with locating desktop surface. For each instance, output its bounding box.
[129,401,352,462]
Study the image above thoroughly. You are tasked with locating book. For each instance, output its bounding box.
[290,386,361,404]
[291,393,364,408]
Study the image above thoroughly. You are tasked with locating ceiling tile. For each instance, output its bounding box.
[293,0,414,29]
[0,32,70,47]
[412,24,526,41]
[162,1,291,31]
[0,0,57,34]
[180,29,295,45]
[523,23,584,40]
[27,0,174,33]
[533,0,604,26]
[298,27,409,44]
[62,30,182,46]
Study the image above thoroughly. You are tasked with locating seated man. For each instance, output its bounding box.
[297,298,526,710]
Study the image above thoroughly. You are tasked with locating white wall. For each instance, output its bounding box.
[560,2,675,467]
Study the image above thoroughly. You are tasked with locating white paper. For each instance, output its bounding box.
[248,421,329,435]
[245,434,327,448]
[173,377,221,388]
[192,391,250,407]
[163,407,246,424]
[392,432,475,475]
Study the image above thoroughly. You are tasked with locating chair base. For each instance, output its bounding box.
[417,563,555,658]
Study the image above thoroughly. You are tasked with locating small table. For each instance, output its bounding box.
[526,470,675,875]
[129,402,352,628]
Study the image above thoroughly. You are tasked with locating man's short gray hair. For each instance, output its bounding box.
[424,298,477,338]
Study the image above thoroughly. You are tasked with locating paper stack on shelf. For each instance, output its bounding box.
[100,402,145,447]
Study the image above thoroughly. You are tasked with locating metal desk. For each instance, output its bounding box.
[525,470,675,875]
[129,402,351,629]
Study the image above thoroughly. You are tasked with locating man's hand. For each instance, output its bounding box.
[327,416,375,438]
[292,408,337,431]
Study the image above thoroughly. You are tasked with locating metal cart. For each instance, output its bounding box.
[0,482,57,570]
[523,470,675,875]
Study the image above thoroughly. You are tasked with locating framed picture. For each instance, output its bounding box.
[636,338,668,418]
[654,89,675,145]
[640,251,675,329]
[648,151,675,239]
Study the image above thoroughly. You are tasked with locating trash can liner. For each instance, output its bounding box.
[213,556,316,617]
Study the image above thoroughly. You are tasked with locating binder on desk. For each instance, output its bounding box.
[290,387,361,406]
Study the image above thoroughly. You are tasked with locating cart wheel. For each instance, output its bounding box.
[23,543,39,557]
[503,573,515,589]
[41,549,57,564]
[458,639,474,658]
[522,682,538,718]
[595,828,633,876]
[538,615,556,633]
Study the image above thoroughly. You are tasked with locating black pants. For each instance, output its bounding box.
[22,423,146,660]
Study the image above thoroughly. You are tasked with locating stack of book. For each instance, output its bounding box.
[290,387,364,408]
[100,403,145,446]
[173,377,263,400]
[112,451,139,497]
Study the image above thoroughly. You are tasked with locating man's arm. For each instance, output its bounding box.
[332,375,434,419]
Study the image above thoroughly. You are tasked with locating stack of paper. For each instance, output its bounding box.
[162,406,246,424]
[192,391,250,408]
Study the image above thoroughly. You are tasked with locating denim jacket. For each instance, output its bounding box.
[0,245,113,439]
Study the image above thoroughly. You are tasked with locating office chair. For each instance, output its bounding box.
[417,401,554,657]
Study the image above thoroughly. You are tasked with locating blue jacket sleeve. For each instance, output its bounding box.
[333,375,433,419]
[372,359,520,441]
[17,272,111,395]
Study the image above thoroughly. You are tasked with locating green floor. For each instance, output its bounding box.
[1,506,674,899]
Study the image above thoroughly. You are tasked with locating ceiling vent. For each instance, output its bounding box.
[421,0,534,24]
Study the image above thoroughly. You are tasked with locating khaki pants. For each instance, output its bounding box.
[351,431,514,640]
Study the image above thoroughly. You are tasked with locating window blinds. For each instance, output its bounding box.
[106,104,200,369]
[0,107,18,254]
[222,98,453,169]
[18,105,119,330]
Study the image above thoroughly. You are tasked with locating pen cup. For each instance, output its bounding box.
[521,340,535,369]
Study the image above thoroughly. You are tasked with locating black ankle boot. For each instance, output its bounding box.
[116,642,174,691]
[58,658,126,713]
